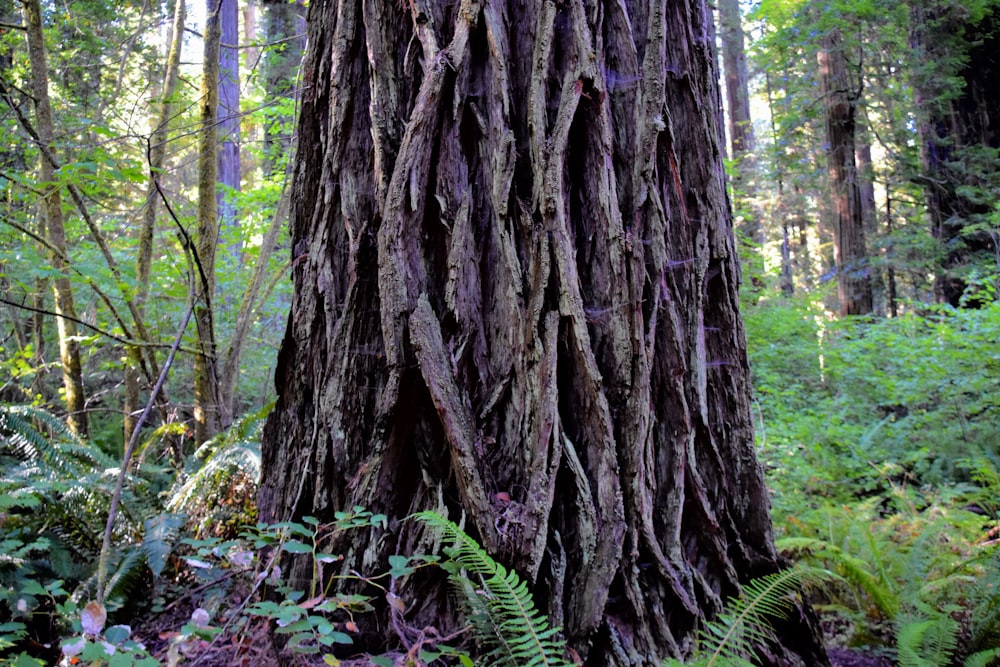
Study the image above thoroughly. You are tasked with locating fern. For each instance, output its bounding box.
[896,615,960,667]
[663,566,828,667]
[412,511,573,667]
[777,536,898,616]
[167,403,270,526]
[964,647,1000,667]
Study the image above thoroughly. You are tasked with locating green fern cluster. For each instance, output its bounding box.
[0,405,182,627]
[412,511,574,667]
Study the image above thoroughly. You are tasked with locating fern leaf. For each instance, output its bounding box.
[897,615,959,667]
[697,566,826,667]
[965,647,1000,667]
[777,536,898,616]
[413,511,573,667]
[142,513,186,578]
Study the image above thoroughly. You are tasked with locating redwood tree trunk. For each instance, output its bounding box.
[910,2,1000,306]
[260,1,828,664]
[818,30,873,316]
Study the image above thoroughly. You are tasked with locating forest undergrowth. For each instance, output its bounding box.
[2,287,1000,666]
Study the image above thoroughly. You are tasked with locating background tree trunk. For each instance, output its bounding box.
[260,0,828,664]
[818,30,872,316]
[22,0,89,436]
[718,0,763,288]
[217,0,241,266]
[909,1,1000,306]
[261,0,305,176]
[194,0,223,444]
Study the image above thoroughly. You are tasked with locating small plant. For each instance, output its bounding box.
[59,601,158,667]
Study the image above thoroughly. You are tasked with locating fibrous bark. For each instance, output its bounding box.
[260,1,828,665]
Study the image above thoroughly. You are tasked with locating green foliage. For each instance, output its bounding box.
[167,402,273,536]
[413,511,573,667]
[662,567,828,667]
[746,292,1000,662]
[59,601,159,667]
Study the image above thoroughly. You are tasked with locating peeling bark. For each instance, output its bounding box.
[260,0,828,664]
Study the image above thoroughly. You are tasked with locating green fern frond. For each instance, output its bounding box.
[696,566,824,667]
[141,512,186,578]
[777,536,898,616]
[412,511,573,667]
[101,547,147,605]
[964,647,1000,667]
[897,615,960,667]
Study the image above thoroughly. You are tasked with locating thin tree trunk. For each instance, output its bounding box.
[718,0,762,286]
[818,30,872,316]
[765,69,795,295]
[885,189,898,317]
[22,0,88,436]
[855,108,883,313]
[125,0,186,446]
[218,0,241,268]
[260,0,828,664]
[194,0,223,444]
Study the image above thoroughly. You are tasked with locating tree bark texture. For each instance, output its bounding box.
[260,1,828,665]
[910,1,1000,306]
[22,0,89,437]
[818,30,872,316]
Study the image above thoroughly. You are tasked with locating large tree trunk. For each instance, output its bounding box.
[22,0,89,436]
[910,1,1000,306]
[260,1,828,665]
[818,30,873,316]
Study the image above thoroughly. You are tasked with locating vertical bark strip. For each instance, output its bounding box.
[260,0,828,664]
[22,0,89,437]
[818,30,872,316]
